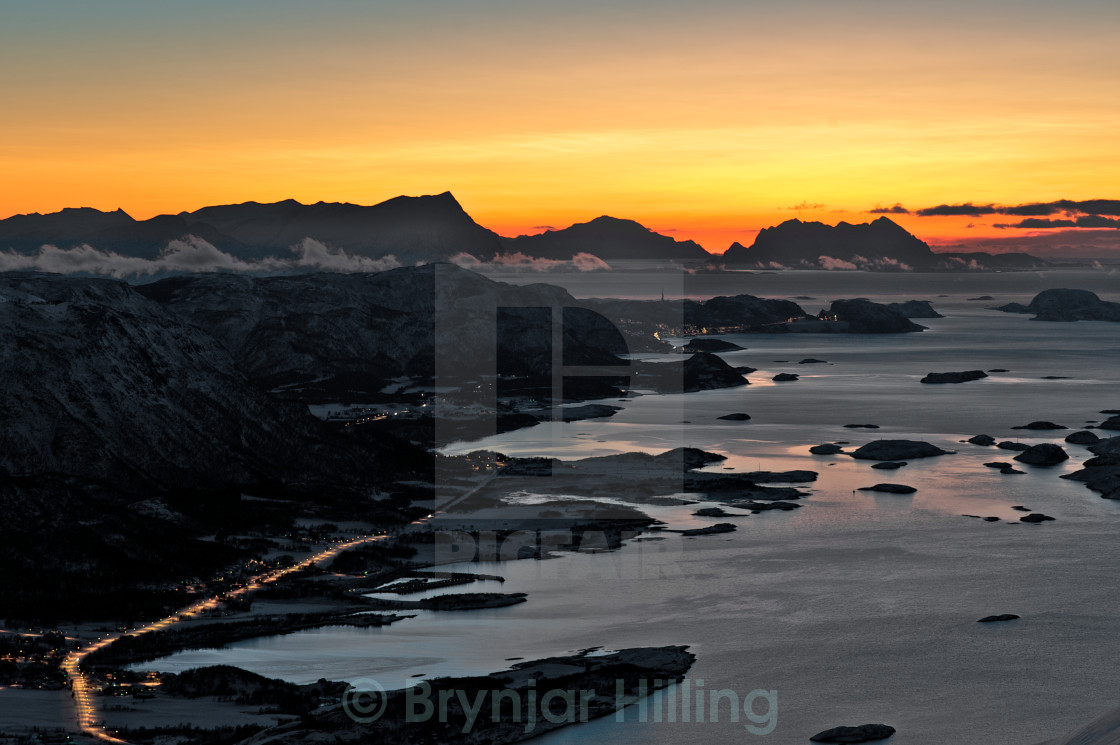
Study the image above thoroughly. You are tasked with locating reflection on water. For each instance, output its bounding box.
[134,272,1120,745]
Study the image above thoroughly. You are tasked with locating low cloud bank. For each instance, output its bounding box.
[745,256,911,271]
[0,237,402,277]
[449,251,610,272]
[815,255,912,271]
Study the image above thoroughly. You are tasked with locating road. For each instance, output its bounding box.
[60,530,399,743]
[59,471,498,743]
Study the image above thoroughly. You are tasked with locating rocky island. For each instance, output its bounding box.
[996,289,1120,322]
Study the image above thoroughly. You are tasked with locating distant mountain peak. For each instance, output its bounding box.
[724,216,934,267]
[586,215,644,227]
[500,215,710,261]
[723,216,1045,270]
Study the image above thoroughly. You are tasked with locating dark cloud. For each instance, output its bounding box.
[915,203,997,217]
[997,203,1063,216]
[994,215,1120,229]
[1075,215,1120,228]
[993,199,1120,216]
[532,225,557,231]
[784,201,825,210]
[1053,199,1120,216]
[869,203,910,214]
[995,218,1078,229]
[895,198,1120,219]
[936,229,1120,259]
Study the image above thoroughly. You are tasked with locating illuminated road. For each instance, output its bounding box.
[60,531,402,743]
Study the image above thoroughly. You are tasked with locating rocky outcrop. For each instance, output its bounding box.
[1020,513,1056,523]
[810,444,845,455]
[996,288,1120,322]
[680,293,806,330]
[681,338,744,353]
[977,614,1020,622]
[968,434,996,446]
[740,500,801,512]
[887,300,943,318]
[810,723,896,743]
[773,372,800,381]
[367,592,529,611]
[587,294,925,337]
[1062,436,1120,499]
[559,404,622,422]
[921,370,987,384]
[830,299,926,333]
[680,523,736,536]
[1012,421,1067,430]
[849,440,950,460]
[718,412,752,421]
[1066,430,1101,445]
[635,352,749,393]
[1013,443,1069,467]
[693,507,733,517]
[871,461,907,470]
[997,441,1030,451]
[858,484,916,494]
[225,646,697,745]
[742,470,818,483]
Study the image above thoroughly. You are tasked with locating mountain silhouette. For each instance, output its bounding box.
[0,193,502,263]
[722,216,1044,269]
[87,215,250,259]
[0,207,136,252]
[183,192,501,261]
[723,216,934,266]
[501,216,711,261]
[0,200,1044,270]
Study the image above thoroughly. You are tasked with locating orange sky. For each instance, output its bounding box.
[2,1,1117,253]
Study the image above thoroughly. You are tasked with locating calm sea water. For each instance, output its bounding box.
[138,269,1120,745]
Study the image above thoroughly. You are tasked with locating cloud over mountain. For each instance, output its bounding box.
[0,237,402,278]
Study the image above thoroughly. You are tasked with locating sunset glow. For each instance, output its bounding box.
[2,0,1117,253]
